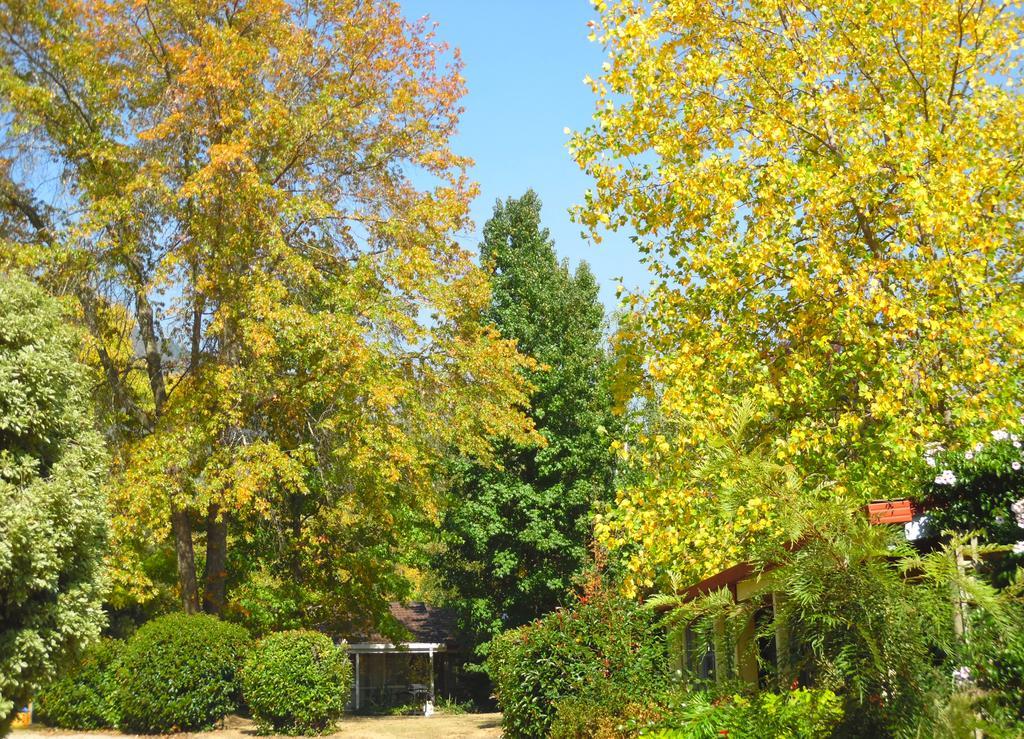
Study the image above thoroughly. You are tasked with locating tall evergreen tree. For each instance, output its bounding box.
[436,190,616,658]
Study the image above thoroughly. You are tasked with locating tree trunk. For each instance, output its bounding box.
[290,493,305,581]
[203,503,228,615]
[129,258,204,613]
[172,507,200,613]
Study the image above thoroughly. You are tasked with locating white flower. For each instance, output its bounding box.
[965,451,974,460]
[1014,542,1024,555]
[1015,441,1021,449]
[974,442,984,452]
[925,456,936,467]
[953,666,973,685]
[905,515,929,541]
[993,429,1010,441]
[934,470,957,486]
[1013,499,1024,528]
[1013,461,1021,471]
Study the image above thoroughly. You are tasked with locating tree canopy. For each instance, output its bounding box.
[435,191,617,655]
[571,0,1024,591]
[0,0,535,632]
[0,275,107,734]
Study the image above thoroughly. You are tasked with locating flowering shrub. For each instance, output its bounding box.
[486,585,668,739]
[921,430,1024,562]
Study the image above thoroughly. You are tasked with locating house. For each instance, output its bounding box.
[345,602,463,711]
[669,499,918,687]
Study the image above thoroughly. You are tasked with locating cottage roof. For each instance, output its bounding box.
[388,602,459,644]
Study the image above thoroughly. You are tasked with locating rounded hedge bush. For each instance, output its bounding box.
[240,630,351,735]
[115,613,251,733]
[35,639,121,729]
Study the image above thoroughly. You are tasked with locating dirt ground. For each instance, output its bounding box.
[15,713,503,739]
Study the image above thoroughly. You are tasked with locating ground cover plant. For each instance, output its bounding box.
[240,630,351,735]
[115,613,250,733]
[642,689,844,739]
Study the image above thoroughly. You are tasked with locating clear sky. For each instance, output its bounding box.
[400,0,646,310]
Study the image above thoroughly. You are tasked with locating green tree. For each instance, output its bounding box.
[0,275,108,734]
[436,191,617,657]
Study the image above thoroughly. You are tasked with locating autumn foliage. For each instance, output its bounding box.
[0,0,535,629]
[572,0,1024,591]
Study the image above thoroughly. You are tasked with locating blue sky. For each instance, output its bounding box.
[400,0,646,309]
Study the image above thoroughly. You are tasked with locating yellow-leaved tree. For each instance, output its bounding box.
[572,0,1024,592]
[0,0,536,631]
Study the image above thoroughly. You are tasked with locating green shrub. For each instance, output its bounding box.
[115,613,250,733]
[647,688,844,739]
[35,639,121,729]
[240,630,351,734]
[0,274,109,734]
[486,588,668,739]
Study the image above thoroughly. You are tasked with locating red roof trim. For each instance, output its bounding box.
[866,499,914,525]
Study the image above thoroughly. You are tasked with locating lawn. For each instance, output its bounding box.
[15,714,503,739]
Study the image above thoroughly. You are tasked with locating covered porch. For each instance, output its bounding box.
[346,642,454,711]
[344,602,464,712]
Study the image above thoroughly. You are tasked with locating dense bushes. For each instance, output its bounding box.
[35,621,357,735]
[485,567,849,739]
[486,587,668,738]
[115,613,250,732]
[486,584,843,739]
[35,640,120,729]
[240,630,351,734]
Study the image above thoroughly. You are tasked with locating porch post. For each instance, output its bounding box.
[429,648,435,700]
[354,652,360,710]
[773,592,791,689]
[713,615,727,685]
